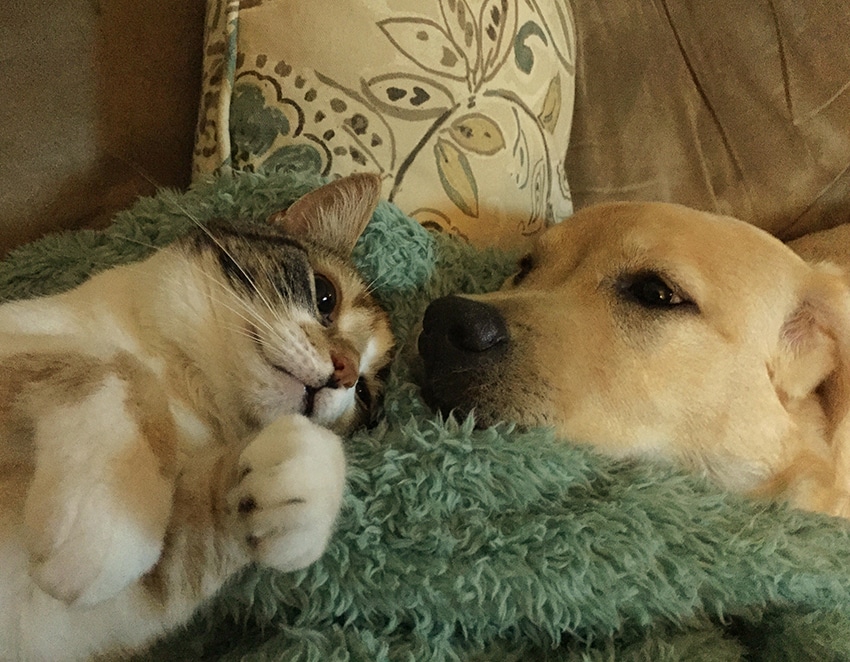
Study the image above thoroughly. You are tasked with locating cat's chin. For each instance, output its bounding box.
[311,387,356,431]
[253,372,354,432]
[252,371,318,426]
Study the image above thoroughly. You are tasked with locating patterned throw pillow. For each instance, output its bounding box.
[194,0,576,249]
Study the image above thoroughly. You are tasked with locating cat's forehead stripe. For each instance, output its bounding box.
[191,227,319,309]
[188,225,307,252]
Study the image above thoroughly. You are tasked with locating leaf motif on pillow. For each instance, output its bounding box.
[448,113,505,156]
[527,157,548,234]
[409,207,470,242]
[361,74,455,121]
[479,0,517,81]
[377,19,467,82]
[263,144,323,176]
[537,74,561,134]
[230,83,291,160]
[531,0,576,74]
[438,0,480,74]
[434,138,479,217]
[218,0,575,239]
[505,106,547,235]
[513,21,548,75]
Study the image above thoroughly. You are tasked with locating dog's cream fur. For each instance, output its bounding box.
[425,203,850,517]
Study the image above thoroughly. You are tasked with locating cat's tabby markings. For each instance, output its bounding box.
[0,174,394,661]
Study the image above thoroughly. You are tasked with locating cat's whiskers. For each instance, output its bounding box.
[201,283,309,369]
[247,243,294,315]
[129,167,322,335]
[158,190,284,324]
[221,322,266,345]
[154,185,319,335]
[364,274,387,295]
[114,180,274,309]
[153,261,276,340]
[240,241,315,334]
[210,293,268,333]
[199,282,277,337]
[110,233,166,253]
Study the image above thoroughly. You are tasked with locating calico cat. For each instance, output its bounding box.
[0,174,394,660]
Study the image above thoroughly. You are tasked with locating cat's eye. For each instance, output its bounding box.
[314,274,338,323]
[355,378,372,411]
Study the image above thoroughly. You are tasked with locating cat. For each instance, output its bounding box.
[0,173,395,660]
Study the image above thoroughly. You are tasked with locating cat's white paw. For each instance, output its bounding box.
[229,414,347,572]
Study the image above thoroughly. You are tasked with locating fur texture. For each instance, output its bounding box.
[3,172,850,661]
[0,174,394,660]
[419,202,850,517]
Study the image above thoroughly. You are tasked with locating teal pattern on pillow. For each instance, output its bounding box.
[194,0,577,250]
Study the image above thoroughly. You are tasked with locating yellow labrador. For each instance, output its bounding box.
[418,202,850,517]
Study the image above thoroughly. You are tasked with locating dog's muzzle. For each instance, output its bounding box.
[417,295,509,416]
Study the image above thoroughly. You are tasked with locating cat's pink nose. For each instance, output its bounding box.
[330,350,360,389]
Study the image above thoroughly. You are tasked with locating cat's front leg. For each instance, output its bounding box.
[228,414,347,572]
[23,375,175,607]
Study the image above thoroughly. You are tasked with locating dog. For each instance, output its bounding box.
[418,202,850,517]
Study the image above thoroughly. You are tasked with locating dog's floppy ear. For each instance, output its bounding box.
[770,264,850,509]
[267,173,381,256]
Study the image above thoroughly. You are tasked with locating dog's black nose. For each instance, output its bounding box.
[418,295,509,361]
[418,295,509,419]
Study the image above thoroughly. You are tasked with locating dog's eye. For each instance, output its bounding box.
[513,254,534,286]
[314,274,338,324]
[619,272,692,309]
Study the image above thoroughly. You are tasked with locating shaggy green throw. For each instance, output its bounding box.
[3,171,850,661]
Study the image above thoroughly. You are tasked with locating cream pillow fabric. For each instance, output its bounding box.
[194,0,576,249]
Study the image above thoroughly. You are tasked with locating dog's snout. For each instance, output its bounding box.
[419,295,508,358]
[418,295,509,420]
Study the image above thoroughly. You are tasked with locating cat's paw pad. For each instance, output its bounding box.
[229,414,346,572]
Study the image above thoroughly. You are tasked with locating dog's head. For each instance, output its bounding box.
[418,202,850,511]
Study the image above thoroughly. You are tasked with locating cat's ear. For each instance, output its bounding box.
[268,173,382,256]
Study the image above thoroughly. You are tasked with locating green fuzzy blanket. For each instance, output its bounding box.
[3,171,850,661]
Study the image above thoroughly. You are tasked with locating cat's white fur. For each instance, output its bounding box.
[0,174,393,660]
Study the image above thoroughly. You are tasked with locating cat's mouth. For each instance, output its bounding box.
[303,385,318,417]
[272,366,327,419]
[248,323,330,416]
